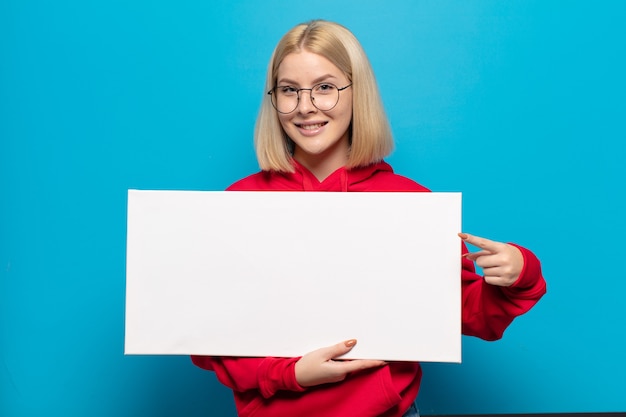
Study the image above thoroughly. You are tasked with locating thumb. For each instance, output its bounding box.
[326,339,357,360]
[344,339,357,349]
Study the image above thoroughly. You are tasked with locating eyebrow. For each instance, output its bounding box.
[277,74,339,86]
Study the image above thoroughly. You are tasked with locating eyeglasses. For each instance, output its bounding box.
[268,82,352,114]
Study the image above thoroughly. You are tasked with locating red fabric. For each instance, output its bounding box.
[191,160,546,417]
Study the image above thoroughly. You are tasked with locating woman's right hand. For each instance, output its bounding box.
[294,339,387,387]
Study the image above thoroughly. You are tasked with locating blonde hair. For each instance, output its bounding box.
[255,20,394,172]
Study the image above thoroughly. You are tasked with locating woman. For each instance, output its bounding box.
[192,20,546,417]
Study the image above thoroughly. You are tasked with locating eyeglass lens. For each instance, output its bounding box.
[271,83,342,114]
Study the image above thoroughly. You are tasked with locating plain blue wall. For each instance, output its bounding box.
[2,1,625,415]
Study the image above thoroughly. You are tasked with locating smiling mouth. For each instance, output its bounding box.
[296,122,328,130]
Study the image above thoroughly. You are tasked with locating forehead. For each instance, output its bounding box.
[276,50,346,84]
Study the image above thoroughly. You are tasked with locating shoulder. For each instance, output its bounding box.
[226,170,297,191]
[353,168,431,192]
[226,171,271,191]
[376,171,430,192]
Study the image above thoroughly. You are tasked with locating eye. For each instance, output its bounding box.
[278,86,298,95]
[314,83,337,94]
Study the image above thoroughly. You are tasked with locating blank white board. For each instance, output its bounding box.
[125,190,462,362]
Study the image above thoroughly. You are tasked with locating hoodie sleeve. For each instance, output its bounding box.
[191,355,306,399]
[460,242,546,341]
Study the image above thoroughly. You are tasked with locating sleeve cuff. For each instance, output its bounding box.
[258,357,307,399]
[505,243,547,299]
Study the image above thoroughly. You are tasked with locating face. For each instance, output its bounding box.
[275,50,353,174]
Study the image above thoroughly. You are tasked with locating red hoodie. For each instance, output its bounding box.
[191,160,546,417]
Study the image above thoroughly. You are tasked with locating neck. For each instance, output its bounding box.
[293,134,350,182]
[296,157,345,182]
[294,149,349,182]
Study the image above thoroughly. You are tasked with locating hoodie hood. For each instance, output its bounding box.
[289,159,396,192]
[228,160,396,192]
[227,159,429,193]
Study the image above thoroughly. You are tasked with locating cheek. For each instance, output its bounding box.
[337,93,353,123]
[335,103,353,128]
[277,115,292,132]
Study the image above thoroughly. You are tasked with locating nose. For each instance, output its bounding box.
[296,89,316,113]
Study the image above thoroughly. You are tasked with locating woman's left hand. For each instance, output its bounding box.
[458,233,524,287]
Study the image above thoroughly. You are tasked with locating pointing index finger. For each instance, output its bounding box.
[458,232,501,252]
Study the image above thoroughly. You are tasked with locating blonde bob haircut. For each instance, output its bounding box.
[255,20,394,172]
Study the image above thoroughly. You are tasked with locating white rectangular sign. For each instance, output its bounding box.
[125,190,462,362]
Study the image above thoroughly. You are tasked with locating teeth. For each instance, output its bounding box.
[299,123,325,130]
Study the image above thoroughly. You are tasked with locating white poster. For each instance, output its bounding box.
[125,190,462,362]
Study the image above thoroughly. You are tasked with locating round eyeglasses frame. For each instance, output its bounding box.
[267,82,352,114]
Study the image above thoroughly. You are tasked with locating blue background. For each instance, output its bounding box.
[2,1,625,415]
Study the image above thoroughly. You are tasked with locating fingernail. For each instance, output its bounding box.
[458,233,468,239]
[345,339,357,348]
